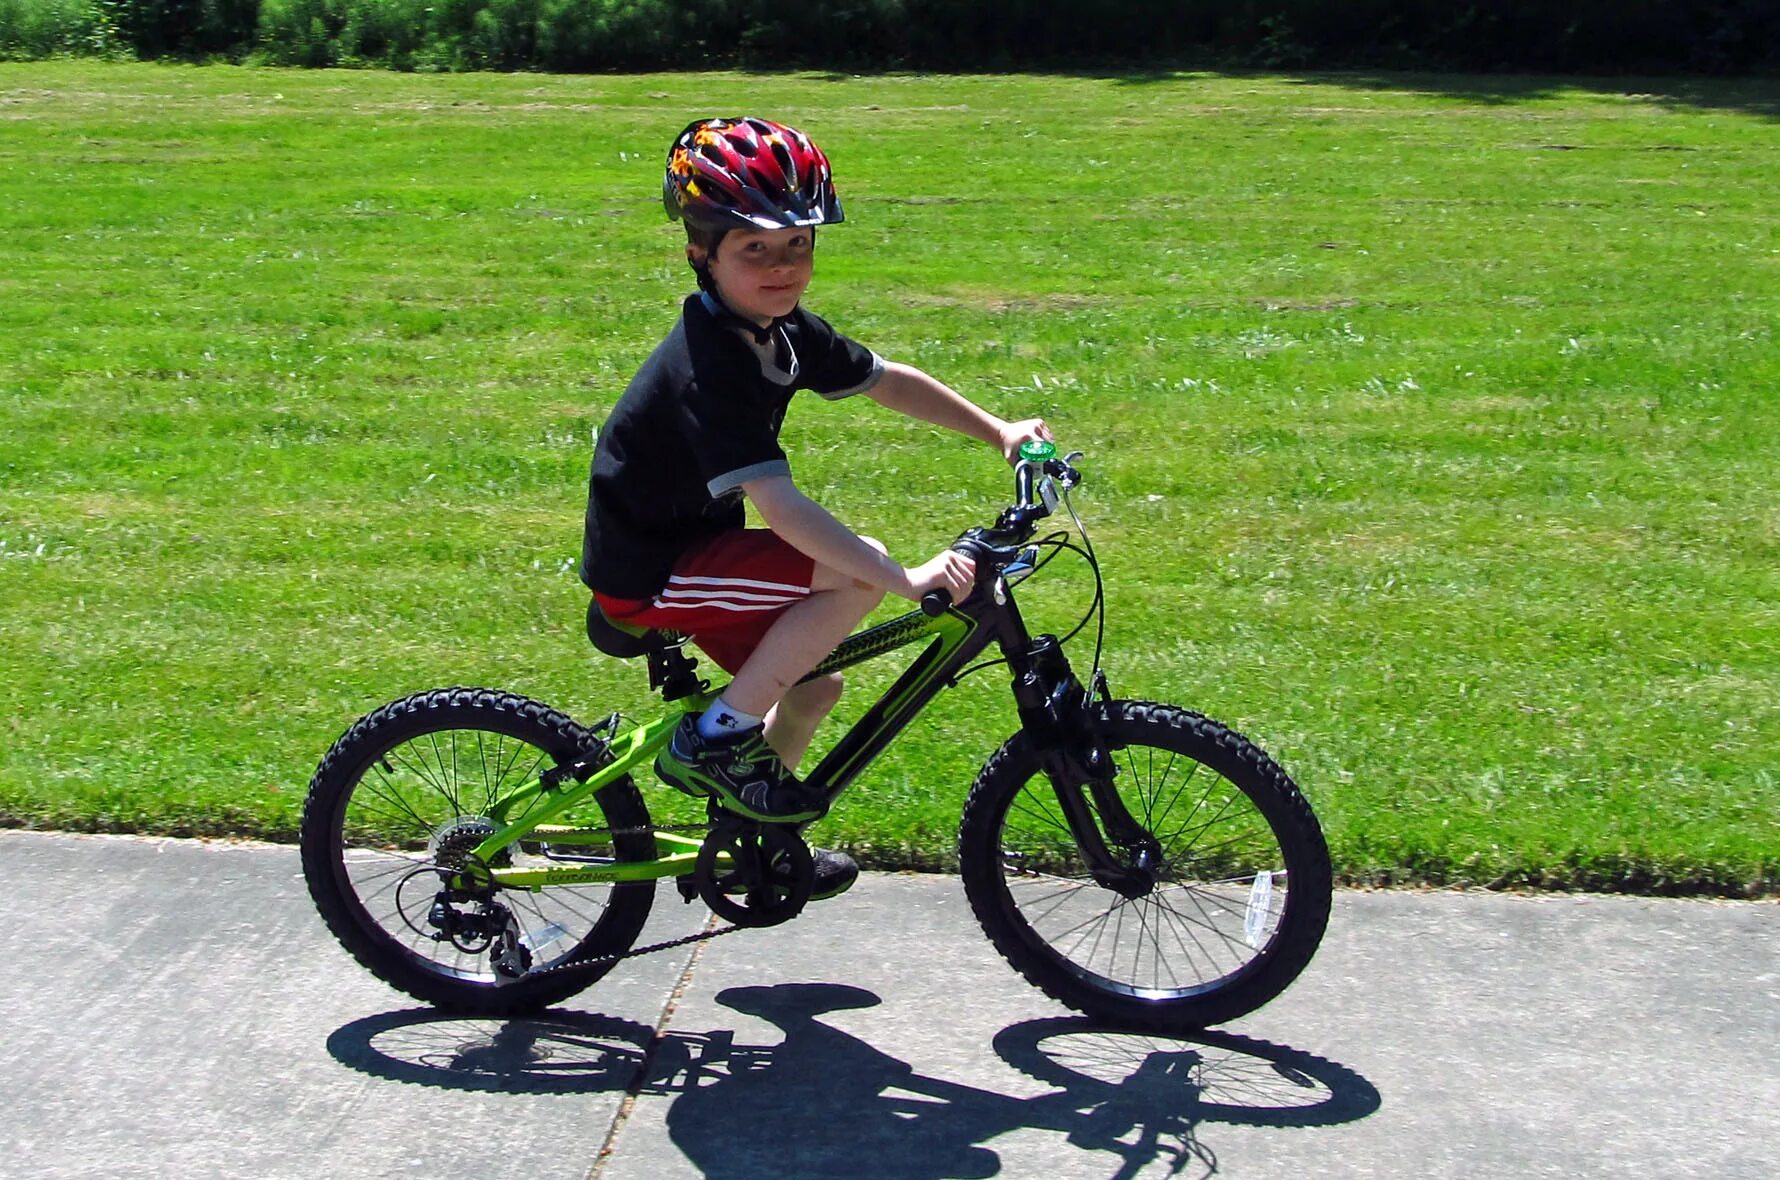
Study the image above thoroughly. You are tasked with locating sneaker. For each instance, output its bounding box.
[810,847,859,901]
[654,715,828,823]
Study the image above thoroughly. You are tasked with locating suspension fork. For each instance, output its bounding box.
[1006,631,1160,898]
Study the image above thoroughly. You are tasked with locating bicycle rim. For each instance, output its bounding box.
[306,691,653,1003]
[964,701,1329,1028]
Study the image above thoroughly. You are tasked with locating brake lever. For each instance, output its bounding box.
[1048,452,1085,491]
[1002,544,1042,583]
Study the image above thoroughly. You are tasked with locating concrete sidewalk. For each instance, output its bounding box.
[0,830,1774,1179]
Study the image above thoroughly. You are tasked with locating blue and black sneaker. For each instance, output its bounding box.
[808,847,859,900]
[654,715,828,824]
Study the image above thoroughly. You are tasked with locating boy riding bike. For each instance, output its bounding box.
[578,117,1051,895]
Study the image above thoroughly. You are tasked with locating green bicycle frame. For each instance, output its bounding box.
[465,601,989,891]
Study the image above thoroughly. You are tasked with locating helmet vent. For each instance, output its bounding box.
[770,140,795,180]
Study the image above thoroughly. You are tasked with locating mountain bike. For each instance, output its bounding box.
[298,443,1332,1033]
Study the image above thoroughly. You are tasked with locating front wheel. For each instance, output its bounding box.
[959,700,1331,1032]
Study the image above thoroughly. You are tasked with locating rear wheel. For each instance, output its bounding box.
[299,688,655,1014]
[959,700,1331,1032]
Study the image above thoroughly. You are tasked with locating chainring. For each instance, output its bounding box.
[694,821,814,928]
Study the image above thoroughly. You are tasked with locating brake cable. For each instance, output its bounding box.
[1059,482,1109,701]
[947,527,1105,688]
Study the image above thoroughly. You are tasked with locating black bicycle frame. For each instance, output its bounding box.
[782,542,1155,894]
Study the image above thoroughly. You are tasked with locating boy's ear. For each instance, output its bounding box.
[686,242,709,267]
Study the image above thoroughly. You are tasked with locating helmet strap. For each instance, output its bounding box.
[697,287,782,346]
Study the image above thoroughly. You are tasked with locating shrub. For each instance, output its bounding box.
[7,0,1780,73]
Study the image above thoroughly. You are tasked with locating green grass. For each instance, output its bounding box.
[2,62,1776,894]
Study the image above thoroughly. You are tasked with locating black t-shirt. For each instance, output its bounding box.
[580,293,884,599]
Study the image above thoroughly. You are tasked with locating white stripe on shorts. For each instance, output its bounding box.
[648,598,796,614]
[665,573,810,595]
[658,587,801,605]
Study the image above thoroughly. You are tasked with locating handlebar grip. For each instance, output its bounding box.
[921,590,952,617]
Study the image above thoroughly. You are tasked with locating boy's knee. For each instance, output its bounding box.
[810,670,844,708]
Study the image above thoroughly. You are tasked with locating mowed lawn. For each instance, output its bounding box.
[1,62,1775,893]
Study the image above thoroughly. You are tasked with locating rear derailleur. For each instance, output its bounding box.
[410,816,532,982]
[410,881,532,983]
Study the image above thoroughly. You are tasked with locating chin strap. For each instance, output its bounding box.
[697,288,790,347]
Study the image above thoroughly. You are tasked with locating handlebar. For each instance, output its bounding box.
[920,443,1083,616]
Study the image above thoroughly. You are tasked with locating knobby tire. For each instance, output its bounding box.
[959,700,1331,1032]
[299,687,656,1014]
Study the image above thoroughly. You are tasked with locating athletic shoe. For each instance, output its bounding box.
[654,715,827,823]
[809,847,859,900]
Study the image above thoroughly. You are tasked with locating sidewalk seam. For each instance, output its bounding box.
[586,912,717,1180]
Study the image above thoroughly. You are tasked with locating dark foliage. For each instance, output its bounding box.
[6,0,1777,74]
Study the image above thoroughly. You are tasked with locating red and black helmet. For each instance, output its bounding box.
[663,116,844,233]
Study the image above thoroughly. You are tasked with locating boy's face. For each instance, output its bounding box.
[690,226,814,326]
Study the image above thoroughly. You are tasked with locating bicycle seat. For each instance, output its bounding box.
[585,598,681,660]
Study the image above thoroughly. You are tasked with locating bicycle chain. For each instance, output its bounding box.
[503,820,741,983]
[510,917,745,984]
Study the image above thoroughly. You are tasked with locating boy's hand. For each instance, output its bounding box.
[897,549,976,603]
[997,417,1055,465]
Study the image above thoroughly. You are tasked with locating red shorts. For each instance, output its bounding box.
[593,529,815,675]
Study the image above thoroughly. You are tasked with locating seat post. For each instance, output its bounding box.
[587,597,707,701]
[646,638,709,703]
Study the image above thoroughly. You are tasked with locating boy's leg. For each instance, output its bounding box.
[763,672,844,771]
[732,539,889,768]
[720,565,879,718]
[653,537,887,822]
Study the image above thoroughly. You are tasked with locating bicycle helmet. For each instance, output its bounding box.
[663,117,844,233]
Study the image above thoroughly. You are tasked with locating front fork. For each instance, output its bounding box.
[1008,634,1161,898]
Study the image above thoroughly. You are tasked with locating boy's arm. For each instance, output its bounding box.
[864,362,1052,463]
[744,474,976,601]
[743,475,908,593]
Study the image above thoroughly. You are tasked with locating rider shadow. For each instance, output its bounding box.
[328,984,1380,1178]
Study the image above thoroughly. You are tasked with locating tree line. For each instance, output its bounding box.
[3,0,1776,74]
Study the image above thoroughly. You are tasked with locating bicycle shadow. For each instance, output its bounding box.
[328,983,1380,1178]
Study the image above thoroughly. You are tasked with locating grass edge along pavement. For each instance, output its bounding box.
[0,62,1775,899]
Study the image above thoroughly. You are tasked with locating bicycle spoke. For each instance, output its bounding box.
[345,794,433,843]
[1154,787,1243,862]
[424,731,466,818]
[1007,788,1071,836]
[386,744,459,818]
[1166,825,1277,873]
[475,731,494,813]
[1146,751,1198,831]
[1152,887,1267,959]
[359,765,438,836]
[1150,895,1211,985]
[1009,876,1100,926]
[993,719,1310,1003]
